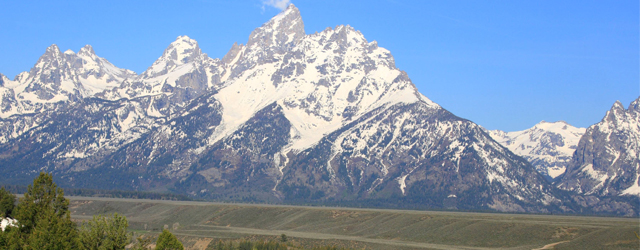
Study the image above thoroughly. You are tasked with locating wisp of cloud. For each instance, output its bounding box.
[262,0,291,10]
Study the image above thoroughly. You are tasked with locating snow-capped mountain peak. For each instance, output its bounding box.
[0,44,136,118]
[630,98,640,111]
[489,120,586,180]
[557,97,640,197]
[32,44,65,74]
[44,44,63,56]
[141,35,206,79]
[606,100,627,121]
[78,44,96,56]
[208,5,434,151]
[247,4,304,49]
[163,35,202,64]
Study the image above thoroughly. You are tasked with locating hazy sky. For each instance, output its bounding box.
[0,0,637,131]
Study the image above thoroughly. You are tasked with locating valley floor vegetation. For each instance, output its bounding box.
[0,172,184,250]
[0,172,357,250]
[203,238,355,250]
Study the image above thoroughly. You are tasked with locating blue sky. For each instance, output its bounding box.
[0,0,637,131]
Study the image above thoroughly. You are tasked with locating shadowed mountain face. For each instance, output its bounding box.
[0,5,636,216]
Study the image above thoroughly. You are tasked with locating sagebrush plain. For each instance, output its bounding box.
[67,196,639,250]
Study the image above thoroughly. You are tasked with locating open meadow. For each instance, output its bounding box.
[67,196,640,250]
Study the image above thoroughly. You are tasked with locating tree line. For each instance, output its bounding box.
[1,173,359,250]
[1,184,192,201]
[204,238,355,250]
[0,172,183,250]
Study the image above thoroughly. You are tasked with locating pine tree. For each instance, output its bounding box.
[12,172,79,249]
[79,213,130,250]
[155,229,184,250]
[0,187,16,218]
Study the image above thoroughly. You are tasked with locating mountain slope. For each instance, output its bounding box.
[489,121,586,181]
[557,97,640,197]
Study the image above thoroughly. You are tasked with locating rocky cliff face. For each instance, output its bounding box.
[489,121,586,181]
[0,4,636,216]
[557,98,640,197]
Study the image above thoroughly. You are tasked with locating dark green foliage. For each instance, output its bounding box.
[155,229,184,250]
[280,233,287,242]
[0,173,146,250]
[63,188,192,201]
[79,213,130,250]
[11,172,79,249]
[0,226,21,250]
[0,187,16,217]
[205,239,350,250]
[206,240,234,250]
[0,184,191,201]
[206,240,288,250]
[237,240,253,250]
[311,247,351,250]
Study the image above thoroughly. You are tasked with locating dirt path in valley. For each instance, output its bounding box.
[530,240,569,250]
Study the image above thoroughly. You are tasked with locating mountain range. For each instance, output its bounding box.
[0,4,637,216]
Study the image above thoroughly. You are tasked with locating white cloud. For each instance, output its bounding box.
[262,0,291,11]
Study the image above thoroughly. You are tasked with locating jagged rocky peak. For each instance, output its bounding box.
[556,97,640,197]
[0,42,137,113]
[326,25,367,47]
[596,99,640,132]
[163,35,203,64]
[44,44,63,56]
[630,97,640,111]
[222,42,243,65]
[31,44,65,73]
[247,4,305,49]
[78,44,96,57]
[611,100,625,111]
[141,35,207,79]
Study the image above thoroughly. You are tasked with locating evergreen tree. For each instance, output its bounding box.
[0,187,16,217]
[79,213,130,250]
[155,229,184,250]
[12,172,79,249]
[0,226,21,250]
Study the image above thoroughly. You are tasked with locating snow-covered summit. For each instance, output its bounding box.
[247,4,305,49]
[489,120,586,180]
[0,44,136,118]
[210,5,436,151]
[97,35,223,105]
[141,36,206,79]
[557,97,640,197]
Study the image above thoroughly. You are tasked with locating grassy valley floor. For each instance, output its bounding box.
[67,197,640,250]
